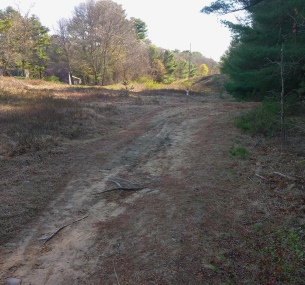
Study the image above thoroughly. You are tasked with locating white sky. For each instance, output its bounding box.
[0,0,236,61]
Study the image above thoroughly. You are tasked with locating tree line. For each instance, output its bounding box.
[0,0,218,85]
[201,0,305,102]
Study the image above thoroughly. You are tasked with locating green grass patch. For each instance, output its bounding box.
[230,146,250,158]
[248,225,305,284]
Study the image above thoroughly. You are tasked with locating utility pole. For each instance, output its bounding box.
[188,43,191,79]
[186,43,191,104]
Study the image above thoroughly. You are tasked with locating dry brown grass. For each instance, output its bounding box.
[0,76,177,245]
[0,78,123,157]
[1,75,304,284]
[0,77,125,243]
[93,106,305,284]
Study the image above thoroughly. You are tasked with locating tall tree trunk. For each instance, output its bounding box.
[101,45,109,86]
[280,43,285,139]
[94,73,98,85]
[22,59,25,77]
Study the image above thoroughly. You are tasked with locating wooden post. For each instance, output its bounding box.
[186,88,189,104]
[188,43,191,79]
[68,72,72,85]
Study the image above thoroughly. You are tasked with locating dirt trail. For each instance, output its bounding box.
[1,93,258,284]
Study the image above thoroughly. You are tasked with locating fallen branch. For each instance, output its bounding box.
[107,186,144,192]
[111,177,144,188]
[41,215,88,246]
[95,177,145,194]
[113,260,121,285]
[255,172,304,184]
[97,185,145,194]
[273,171,287,178]
[255,173,267,181]
[273,171,302,181]
[109,179,123,188]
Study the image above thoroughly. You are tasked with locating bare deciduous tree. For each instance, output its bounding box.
[66,0,141,85]
[54,18,75,83]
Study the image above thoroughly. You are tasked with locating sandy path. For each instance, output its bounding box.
[1,96,256,284]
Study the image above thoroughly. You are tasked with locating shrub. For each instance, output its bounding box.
[136,77,161,89]
[45,75,60,82]
[181,79,192,88]
[144,80,161,89]
[230,146,250,158]
[163,75,176,84]
[236,95,304,136]
[235,98,281,136]
[119,80,134,97]
[137,76,151,84]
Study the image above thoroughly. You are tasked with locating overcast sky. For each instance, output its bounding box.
[0,0,236,61]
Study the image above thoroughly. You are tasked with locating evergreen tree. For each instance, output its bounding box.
[189,63,198,77]
[174,59,189,79]
[131,17,148,41]
[202,0,305,100]
[162,50,177,75]
[0,7,15,74]
[161,49,177,83]
[27,15,50,78]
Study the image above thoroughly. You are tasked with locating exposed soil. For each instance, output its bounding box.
[1,77,304,284]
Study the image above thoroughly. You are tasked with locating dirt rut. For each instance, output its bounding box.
[0,98,256,284]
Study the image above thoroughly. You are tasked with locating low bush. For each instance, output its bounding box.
[45,75,60,82]
[235,95,304,137]
[181,79,192,88]
[136,77,161,89]
[230,146,250,158]
[163,75,176,84]
[235,98,281,136]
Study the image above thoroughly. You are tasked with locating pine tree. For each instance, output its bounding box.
[27,15,50,78]
[131,18,148,41]
[162,50,177,75]
[175,60,188,79]
[203,0,305,101]
[162,49,177,83]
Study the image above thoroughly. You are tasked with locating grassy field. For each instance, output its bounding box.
[1,75,305,284]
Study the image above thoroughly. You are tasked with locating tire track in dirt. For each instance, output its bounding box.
[0,99,256,284]
[0,104,192,284]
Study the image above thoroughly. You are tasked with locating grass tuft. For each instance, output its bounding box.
[230,146,250,158]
